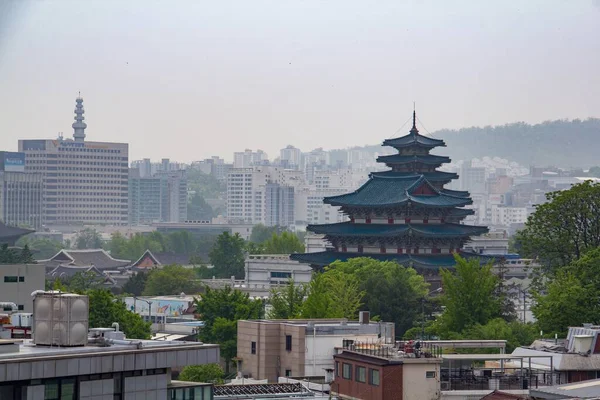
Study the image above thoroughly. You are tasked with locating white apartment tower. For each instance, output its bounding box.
[19,96,129,226]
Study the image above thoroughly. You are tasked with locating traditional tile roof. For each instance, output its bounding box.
[290,251,494,269]
[308,222,488,238]
[371,170,459,182]
[440,188,471,198]
[40,249,131,270]
[376,154,451,166]
[0,222,33,245]
[131,250,192,268]
[324,176,472,208]
[383,133,446,149]
[46,265,116,285]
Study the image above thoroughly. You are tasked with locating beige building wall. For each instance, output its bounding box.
[0,264,45,312]
[402,359,442,400]
[237,321,307,382]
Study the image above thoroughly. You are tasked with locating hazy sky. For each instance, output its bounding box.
[1,1,599,162]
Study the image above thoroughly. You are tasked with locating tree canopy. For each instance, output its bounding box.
[261,232,304,254]
[142,265,202,296]
[249,224,280,243]
[195,286,263,373]
[208,232,246,278]
[179,364,224,384]
[0,244,36,264]
[187,193,215,221]
[532,248,600,336]
[515,181,600,271]
[434,255,504,336]
[75,228,103,249]
[268,279,307,319]
[87,289,151,339]
[16,236,63,259]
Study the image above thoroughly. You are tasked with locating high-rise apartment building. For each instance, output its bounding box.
[128,169,187,225]
[233,149,268,168]
[0,151,43,229]
[226,166,303,225]
[19,96,129,226]
[265,183,294,227]
[279,145,302,169]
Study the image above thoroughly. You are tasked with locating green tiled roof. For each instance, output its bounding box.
[383,133,446,149]
[324,176,472,208]
[376,154,451,166]
[441,188,470,198]
[308,222,488,238]
[371,170,459,182]
[448,208,475,217]
[290,251,495,269]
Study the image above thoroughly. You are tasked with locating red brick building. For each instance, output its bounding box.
[332,343,442,400]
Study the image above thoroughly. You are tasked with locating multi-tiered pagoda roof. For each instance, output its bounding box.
[291,111,489,271]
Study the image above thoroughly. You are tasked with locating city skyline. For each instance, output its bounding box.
[1,1,599,162]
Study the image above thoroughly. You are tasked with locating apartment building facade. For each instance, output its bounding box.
[19,97,129,226]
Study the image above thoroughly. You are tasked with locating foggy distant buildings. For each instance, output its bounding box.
[19,96,129,226]
[233,149,268,168]
[128,169,187,225]
[0,151,43,229]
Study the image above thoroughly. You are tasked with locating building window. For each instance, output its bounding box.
[342,363,352,380]
[356,366,366,383]
[3,276,18,283]
[251,341,256,354]
[335,362,340,377]
[285,369,292,377]
[369,369,380,386]
[286,335,292,351]
[426,371,436,378]
[18,305,24,311]
[271,272,292,279]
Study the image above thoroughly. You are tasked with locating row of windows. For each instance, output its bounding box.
[337,362,380,386]
[4,276,25,283]
[27,153,126,160]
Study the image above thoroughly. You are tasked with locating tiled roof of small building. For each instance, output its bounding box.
[376,153,451,166]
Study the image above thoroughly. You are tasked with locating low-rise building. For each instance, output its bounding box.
[244,254,313,290]
[332,341,443,400]
[39,249,131,272]
[236,315,395,382]
[0,263,45,312]
[0,335,218,399]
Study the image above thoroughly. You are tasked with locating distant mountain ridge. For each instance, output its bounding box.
[351,118,600,169]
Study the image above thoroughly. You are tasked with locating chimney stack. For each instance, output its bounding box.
[359,311,370,324]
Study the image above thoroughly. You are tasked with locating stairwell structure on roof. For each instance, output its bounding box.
[290,111,490,282]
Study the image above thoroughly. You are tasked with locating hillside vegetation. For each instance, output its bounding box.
[356,118,600,169]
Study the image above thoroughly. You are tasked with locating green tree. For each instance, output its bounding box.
[179,364,224,384]
[249,224,279,243]
[515,181,600,271]
[208,232,246,278]
[433,255,503,337]
[75,228,103,249]
[187,193,215,221]
[142,265,201,296]
[532,270,599,336]
[326,258,428,336]
[462,319,539,353]
[268,279,308,319]
[17,236,63,259]
[62,271,106,293]
[167,231,197,254]
[195,286,263,373]
[301,273,336,319]
[186,168,226,199]
[261,232,304,254]
[87,289,151,339]
[302,271,365,320]
[0,243,37,264]
[122,271,149,296]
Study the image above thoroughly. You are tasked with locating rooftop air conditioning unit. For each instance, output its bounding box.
[33,292,89,347]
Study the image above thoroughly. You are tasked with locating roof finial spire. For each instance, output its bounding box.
[411,102,418,134]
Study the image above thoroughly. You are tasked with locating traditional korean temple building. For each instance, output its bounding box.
[290,111,489,283]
